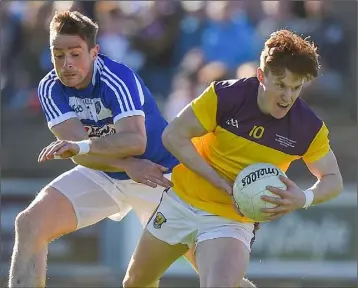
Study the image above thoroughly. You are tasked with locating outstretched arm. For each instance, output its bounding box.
[48,117,134,172]
[38,118,171,188]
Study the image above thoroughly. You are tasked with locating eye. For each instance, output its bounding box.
[54,55,64,59]
[276,83,284,89]
[294,86,302,91]
[72,53,80,57]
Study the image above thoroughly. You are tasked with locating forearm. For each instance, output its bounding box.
[52,124,136,172]
[53,127,133,171]
[88,132,146,158]
[71,155,128,172]
[163,136,227,189]
[308,174,343,205]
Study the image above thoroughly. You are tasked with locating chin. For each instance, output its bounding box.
[60,78,80,88]
[270,110,289,119]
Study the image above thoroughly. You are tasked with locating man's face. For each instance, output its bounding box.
[51,34,98,89]
[257,67,305,119]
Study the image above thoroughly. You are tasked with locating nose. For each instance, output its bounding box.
[63,56,73,68]
[282,89,292,102]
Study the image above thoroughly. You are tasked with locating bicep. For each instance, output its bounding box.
[51,118,88,141]
[306,149,341,179]
[114,115,146,137]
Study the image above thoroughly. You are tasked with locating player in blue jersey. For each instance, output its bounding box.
[9,10,176,288]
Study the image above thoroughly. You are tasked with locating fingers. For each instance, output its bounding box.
[266,186,288,197]
[141,179,158,188]
[53,145,72,158]
[45,142,68,160]
[38,147,50,162]
[145,175,173,189]
[38,141,71,163]
[261,195,286,206]
[261,205,287,214]
[266,176,295,196]
[38,141,61,162]
[155,164,169,172]
[279,175,295,187]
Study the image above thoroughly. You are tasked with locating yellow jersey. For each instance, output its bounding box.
[171,78,330,222]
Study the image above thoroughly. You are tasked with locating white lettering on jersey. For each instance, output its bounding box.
[69,97,112,121]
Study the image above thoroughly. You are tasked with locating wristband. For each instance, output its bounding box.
[303,189,314,209]
[77,140,91,155]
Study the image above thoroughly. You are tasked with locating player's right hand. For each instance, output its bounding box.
[38,140,78,162]
[124,158,173,189]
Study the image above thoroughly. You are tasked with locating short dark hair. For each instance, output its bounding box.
[260,29,320,81]
[49,10,98,49]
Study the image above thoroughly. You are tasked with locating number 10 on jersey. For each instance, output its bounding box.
[249,125,265,139]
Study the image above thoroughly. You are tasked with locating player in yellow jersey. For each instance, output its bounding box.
[123,30,343,288]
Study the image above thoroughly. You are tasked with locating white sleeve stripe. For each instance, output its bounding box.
[102,72,131,112]
[39,78,59,120]
[96,59,130,111]
[38,78,52,119]
[38,76,54,119]
[113,110,145,124]
[48,79,62,116]
[100,78,126,113]
[97,58,132,111]
[38,75,63,120]
[133,73,145,106]
[48,112,78,128]
[97,57,137,111]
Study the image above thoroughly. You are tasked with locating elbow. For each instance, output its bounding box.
[162,126,176,151]
[130,134,147,156]
[334,174,344,197]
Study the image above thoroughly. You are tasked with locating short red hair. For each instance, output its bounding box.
[260,29,320,80]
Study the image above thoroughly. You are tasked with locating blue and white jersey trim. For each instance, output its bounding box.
[96,57,145,123]
[38,71,77,128]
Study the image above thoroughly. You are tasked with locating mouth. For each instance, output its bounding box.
[63,73,76,78]
[277,103,290,109]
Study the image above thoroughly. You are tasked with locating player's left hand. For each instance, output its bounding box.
[38,140,79,162]
[260,175,306,221]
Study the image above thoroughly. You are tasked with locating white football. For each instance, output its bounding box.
[233,163,287,222]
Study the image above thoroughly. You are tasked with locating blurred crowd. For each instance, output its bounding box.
[1,0,355,121]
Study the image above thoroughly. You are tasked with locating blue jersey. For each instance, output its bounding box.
[38,54,179,180]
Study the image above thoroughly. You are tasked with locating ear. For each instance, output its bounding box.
[91,44,100,60]
[257,67,264,84]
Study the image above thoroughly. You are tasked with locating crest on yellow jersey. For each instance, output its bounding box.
[153,212,167,229]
